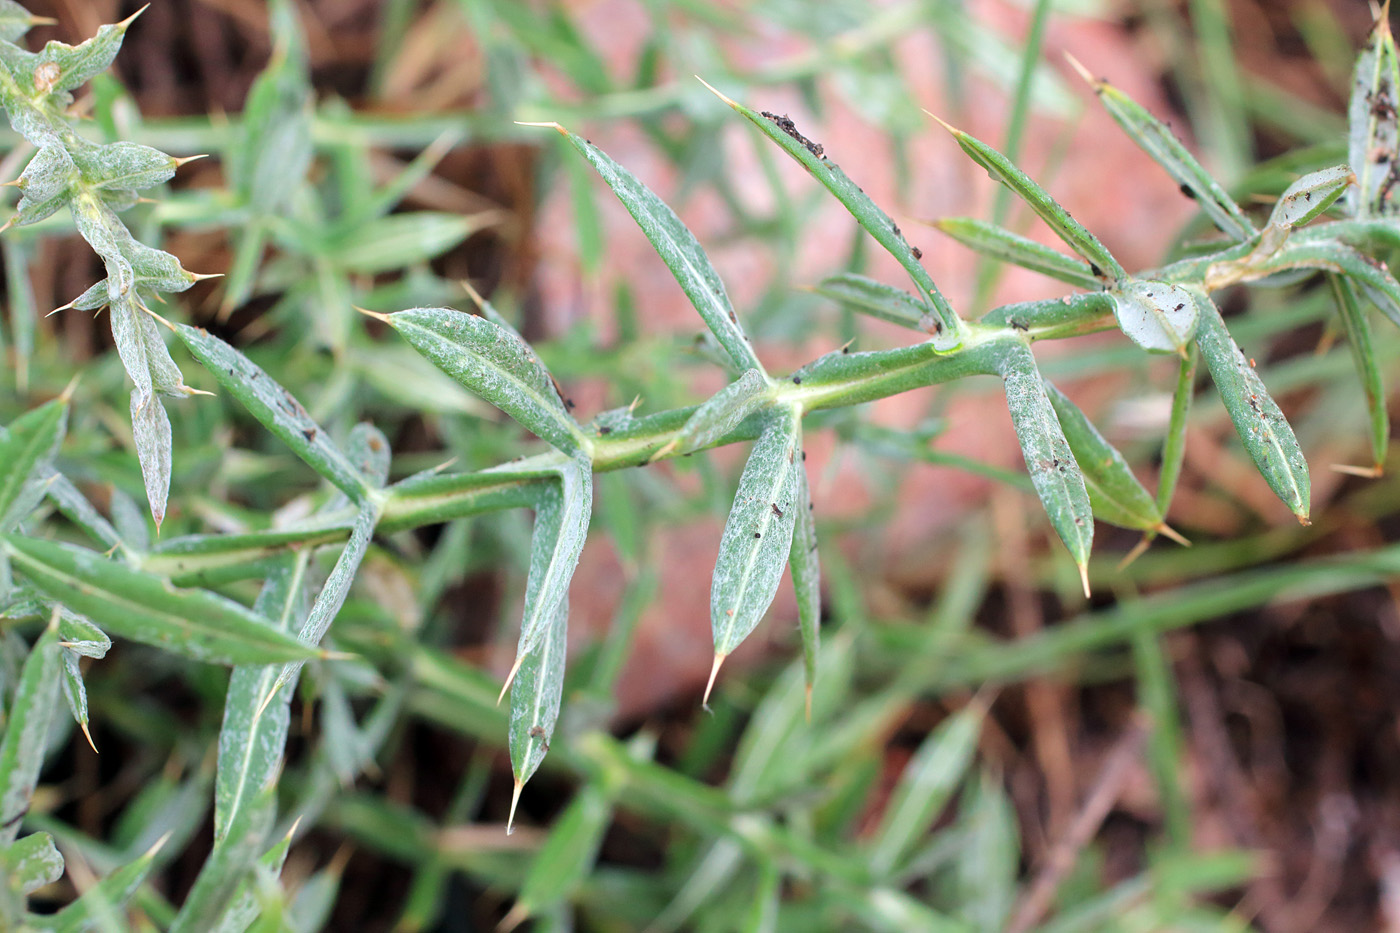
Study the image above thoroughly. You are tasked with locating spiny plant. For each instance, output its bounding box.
[2,0,1399,926]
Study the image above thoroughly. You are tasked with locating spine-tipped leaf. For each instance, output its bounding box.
[713,93,961,344]
[508,594,568,812]
[938,120,1126,282]
[176,324,374,501]
[29,840,161,933]
[1192,290,1311,522]
[547,124,764,373]
[1,536,322,665]
[1269,165,1353,229]
[996,341,1094,578]
[3,831,63,896]
[931,217,1102,290]
[712,406,803,658]
[383,307,586,456]
[1330,274,1388,471]
[1044,381,1163,531]
[813,274,929,331]
[1348,11,1400,217]
[788,456,820,699]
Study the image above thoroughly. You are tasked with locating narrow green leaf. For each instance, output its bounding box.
[503,457,592,690]
[789,459,820,705]
[30,840,162,933]
[546,123,766,372]
[332,212,491,275]
[1,536,322,666]
[1192,290,1311,522]
[509,782,612,923]
[931,217,1101,290]
[176,324,373,501]
[3,831,63,895]
[0,623,60,846]
[0,394,67,532]
[383,307,585,456]
[1330,274,1388,470]
[208,829,293,933]
[712,406,802,659]
[665,369,774,457]
[1157,348,1197,515]
[57,610,109,658]
[868,703,984,874]
[1078,69,1255,240]
[953,775,1019,933]
[1044,380,1163,532]
[996,342,1094,583]
[812,274,928,330]
[1244,238,1400,329]
[1347,10,1400,217]
[215,555,306,841]
[1109,279,1199,355]
[345,422,391,489]
[507,593,568,825]
[58,648,90,745]
[711,94,961,344]
[168,785,275,933]
[128,390,171,531]
[1268,164,1352,229]
[978,292,1115,338]
[937,119,1126,281]
[228,0,312,213]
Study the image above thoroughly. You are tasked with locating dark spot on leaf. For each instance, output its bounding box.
[1010,319,1028,332]
[771,503,784,517]
[792,375,802,384]
[912,246,923,260]
[301,428,316,441]
[1090,262,1105,278]
[598,425,612,435]
[1179,183,1196,199]
[754,532,762,538]
[760,111,825,158]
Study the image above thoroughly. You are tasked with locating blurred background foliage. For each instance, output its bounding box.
[2,0,1400,930]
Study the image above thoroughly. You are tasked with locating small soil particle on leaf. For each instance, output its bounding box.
[760,111,825,158]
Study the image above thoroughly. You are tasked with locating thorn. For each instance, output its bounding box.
[1116,535,1153,571]
[0,216,16,234]
[172,154,208,168]
[694,75,738,107]
[1330,462,1384,478]
[145,831,172,858]
[152,508,164,535]
[254,680,284,720]
[702,652,726,709]
[459,278,487,310]
[177,384,216,398]
[650,437,680,462]
[1063,51,1098,88]
[0,179,18,188]
[27,15,57,26]
[514,120,569,138]
[116,5,150,31]
[804,683,813,723]
[140,304,176,331]
[506,779,523,835]
[921,109,963,137]
[353,305,391,323]
[78,719,98,754]
[1077,561,1091,599]
[1154,523,1190,547]
[47,299,78,318]
[188,271,224,282]
[59,373,81,403]
[498,903,529,933]
[497,654,525,706]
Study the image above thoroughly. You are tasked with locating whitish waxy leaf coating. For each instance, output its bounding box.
[788,456,820,699]
[33,841,161,932]
[1269,165,1353,230]
[814,274,930,331]
[386,307,585,457]
[2,535,323,666]
[547,124,765,373]
[996,341,1093,583]
[3,831,64,895]
[712,406,803,658]
[1110,279,1198,354]
[0,624,59,847]
[1192,290,1310,522]
[1348,10,1400,218]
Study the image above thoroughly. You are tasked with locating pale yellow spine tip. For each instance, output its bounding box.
[79,720,98,754]
[1155,523,1191,547]
[59,373,81,403]
[117,5,150,30]
[1295,510,1312,527]
[514,120,568,137]
[804,684,813,723]
[702,652,726,709]
[694,76,737,107]
[922,110,961,136]
[497,654,525,706]
[1063,51,1098,88]
[459,278,486,308]
[1077,561,1091,599]
[1329,462,1384,479]
[353,305,390,323]
[506,779,523,835]
[173,154,209,168]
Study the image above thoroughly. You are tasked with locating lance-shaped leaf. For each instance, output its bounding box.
[167,783,276,933]
[58,647,93,751]
[379,307,585,456]
[499,457,592,697]
[934,117,1126,282]
[208,830,293,933]
[28,837,164,933]
[1044,381,1164,532]
[930,217,1102,290]
[1330,274,1388,471]
[55,610,108,658]
[215,554,306,841]
[0,393,67,533]
[1269,165,1353,230]
[996,341,1094,591]
[537,123,764,372]
[1,536,322,665]
[1070,60,1255,241]
[868,702,985,874]
[176,324,373,501]
[0,622,59,846]
[1158,349,1197,515]
[1109,279,1199,355]
[3,831,63,896]
[1192,290,1310,522]
[507,594,568,832]
[658,368,773,458]
[979,292,1116,338]
[705,88,961,344]
[505,781,613,926]
[788,455,820,709]
[129,389,171,531]
[710,405,803,683]
[71,141,179,193]
[1348,9,1400,217]
[812,274,928,331]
